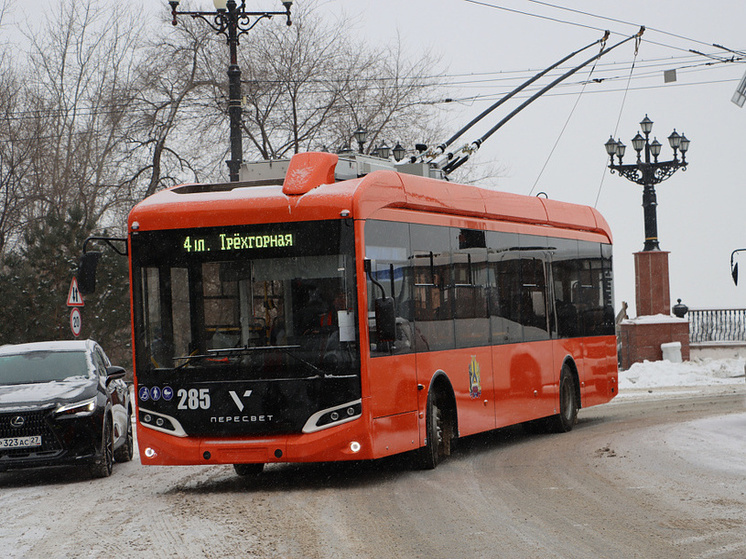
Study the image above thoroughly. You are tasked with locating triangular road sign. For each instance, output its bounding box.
[67,277,85,307]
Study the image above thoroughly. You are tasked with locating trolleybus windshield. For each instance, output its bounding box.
[129,220,362,437]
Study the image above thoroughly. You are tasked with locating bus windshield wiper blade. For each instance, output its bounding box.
[172,345,302,361]
[171,345,328,377]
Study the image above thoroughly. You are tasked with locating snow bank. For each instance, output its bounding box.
[617,357,746,399]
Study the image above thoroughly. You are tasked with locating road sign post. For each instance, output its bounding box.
[70,308,82,337]
[67,277,84,337]
[67,277,85,308]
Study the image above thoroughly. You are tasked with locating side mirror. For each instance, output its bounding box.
[732,262,739,286]
[78,251,102,295]
[105,365,126,384]
[375,297,396,342]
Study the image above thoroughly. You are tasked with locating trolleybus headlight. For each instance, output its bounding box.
[302,400,363,433]
[138,409,188,437]
[316,402,361,427]
[350,441,361,453]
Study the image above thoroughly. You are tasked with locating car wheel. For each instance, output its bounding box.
[91,416,114,478]
[114,413,134,463]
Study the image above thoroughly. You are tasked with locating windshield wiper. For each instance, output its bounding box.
[171,344,328,377]
[173,344,302,362]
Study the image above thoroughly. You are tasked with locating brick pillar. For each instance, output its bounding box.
[634,250,670,316]
[618,319,690,369]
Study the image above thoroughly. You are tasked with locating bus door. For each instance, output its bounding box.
[576,241,616,405]
[364,221,420,455]
[550,238,616,405]
[488,232,553,425]
[452,228,495,434]
[410,224,496,438]
[517,244,555,419]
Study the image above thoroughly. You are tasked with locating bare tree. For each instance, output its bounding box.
[1,0,453,231]
[15,0,148,231]
[0,67,29,255]
[0,0,33,255]
[190,1,449,166]
[235,4,448,158]
[132,16,223,198]
[329,34,448,155]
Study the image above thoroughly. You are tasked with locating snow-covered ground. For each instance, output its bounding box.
[617,357,746,484]
[617,357,746,400]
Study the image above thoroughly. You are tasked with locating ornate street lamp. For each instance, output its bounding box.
[392,142,406,162]
[605,115,690,251]
[353,128,367,154]
[169,0,293,182]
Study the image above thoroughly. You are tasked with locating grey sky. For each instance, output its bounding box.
[316,0,746,314]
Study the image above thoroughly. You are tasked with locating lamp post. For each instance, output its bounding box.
[605,115,690,251]
[169,0,293,182]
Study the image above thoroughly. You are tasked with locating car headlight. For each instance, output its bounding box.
[56,397,97,417]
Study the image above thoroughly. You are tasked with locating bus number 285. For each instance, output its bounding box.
[177,388,211,410]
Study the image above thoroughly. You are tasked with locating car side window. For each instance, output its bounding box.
[97,347,112,368]
[91,349,108,378]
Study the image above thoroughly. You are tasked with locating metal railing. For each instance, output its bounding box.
[688,308,746,343]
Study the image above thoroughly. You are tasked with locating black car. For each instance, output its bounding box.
[0,339,133,477]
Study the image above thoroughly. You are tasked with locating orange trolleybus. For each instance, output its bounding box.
[118,151,617,474]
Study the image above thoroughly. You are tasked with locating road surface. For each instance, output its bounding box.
[2,387,745,558]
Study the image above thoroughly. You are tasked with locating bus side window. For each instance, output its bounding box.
[411,224,455,352]
[453,228,489,348]
[551,238,580,339]
[487,231,524,345]
[577,241,615,337]
[519,257,550,341]
[364,220,414,356]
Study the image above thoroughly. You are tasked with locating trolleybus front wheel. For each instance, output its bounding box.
[414,391,453,470]
[234,463,264,477]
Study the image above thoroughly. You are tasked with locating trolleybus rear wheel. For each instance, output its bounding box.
[547,365,578,433]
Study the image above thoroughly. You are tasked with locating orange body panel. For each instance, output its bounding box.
[129,153,617,466]
[137,410,377,465]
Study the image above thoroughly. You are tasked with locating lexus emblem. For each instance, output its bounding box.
[10,416,25,428]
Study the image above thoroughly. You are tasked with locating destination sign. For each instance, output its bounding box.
[182,232,294,253]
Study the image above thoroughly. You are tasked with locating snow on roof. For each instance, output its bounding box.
[621,313,688,325]
[0,339,94,356]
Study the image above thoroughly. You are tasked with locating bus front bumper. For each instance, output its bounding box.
[136,419,373,466]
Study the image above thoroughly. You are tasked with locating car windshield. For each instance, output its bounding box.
[0,350,91,385]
